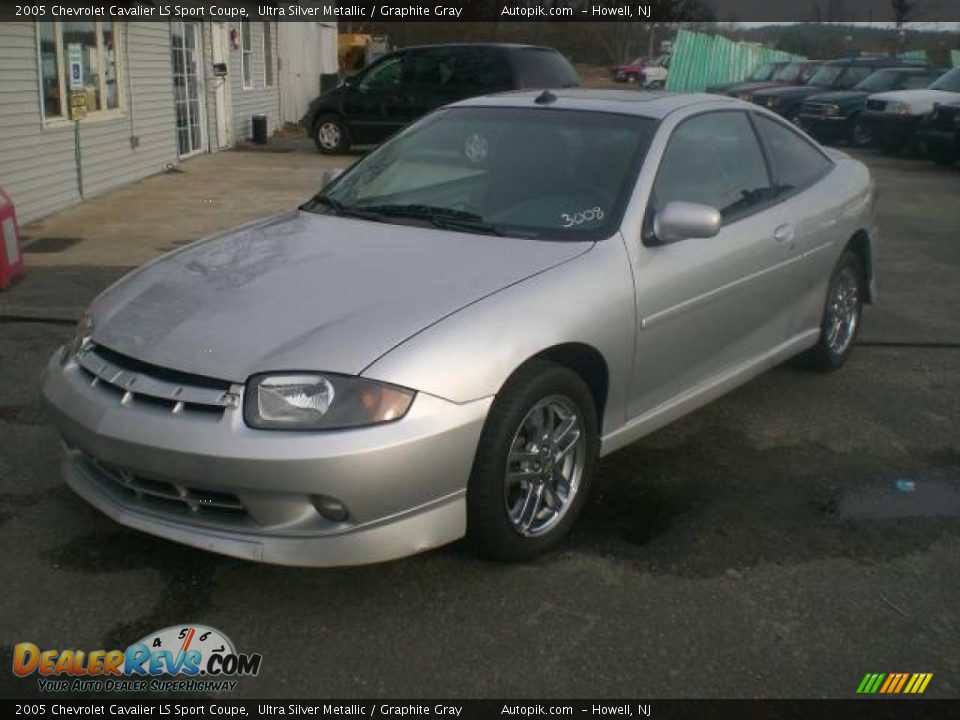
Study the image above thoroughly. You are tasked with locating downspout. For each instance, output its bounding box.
[74,120,83,199]
[125,23,139,149]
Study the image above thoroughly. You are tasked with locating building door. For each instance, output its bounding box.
[210,22,232,149]
[171,21,205,158]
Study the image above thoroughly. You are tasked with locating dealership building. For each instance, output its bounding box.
[0,19,338,223]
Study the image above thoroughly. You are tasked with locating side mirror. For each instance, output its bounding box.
[653,201,721,245]
[320,168,343,188]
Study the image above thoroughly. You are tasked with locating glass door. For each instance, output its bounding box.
[171,21,205,157]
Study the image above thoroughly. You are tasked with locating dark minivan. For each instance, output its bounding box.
[304,43,581,154]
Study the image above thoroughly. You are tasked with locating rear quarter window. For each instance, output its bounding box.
[754,114,833,194]
[514,49,580,89]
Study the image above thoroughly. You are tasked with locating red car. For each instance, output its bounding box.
[610,56,649,83]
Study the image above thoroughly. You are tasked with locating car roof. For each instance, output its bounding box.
[453,89,746,120]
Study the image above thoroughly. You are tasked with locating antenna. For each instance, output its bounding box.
[534,90,557,105]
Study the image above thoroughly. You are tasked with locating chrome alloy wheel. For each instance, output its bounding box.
[504,396,586,537]
[825,266,860,355]
[317,121,341,150]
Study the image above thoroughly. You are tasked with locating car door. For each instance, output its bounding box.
[628,110,805,419]
[341,52,407,144]
[751,113,845,340]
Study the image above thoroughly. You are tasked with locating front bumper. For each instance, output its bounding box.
[42,350,492,566]
[861,111,921,146]
[795,114,848,141]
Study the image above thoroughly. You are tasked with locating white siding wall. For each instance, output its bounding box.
[0,22,177,224]
[228,20,280,141]
[0,22,80,223]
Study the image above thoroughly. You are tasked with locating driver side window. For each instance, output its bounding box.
[651,111,773,226]
[358,55,404,91]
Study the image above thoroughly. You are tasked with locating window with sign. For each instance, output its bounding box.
[36,21,122,122]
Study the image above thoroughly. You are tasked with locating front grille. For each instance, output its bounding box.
[75,344,239,419]
[80,453,248,519]
[866,99,887,112]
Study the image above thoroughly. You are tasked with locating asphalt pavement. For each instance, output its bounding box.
[0,150,958,699]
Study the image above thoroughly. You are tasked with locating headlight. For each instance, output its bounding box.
[824,104,841,117]
[60,311,93,366]
[886,101,912,115]
[766,96,780,108]
[244,373,415,430]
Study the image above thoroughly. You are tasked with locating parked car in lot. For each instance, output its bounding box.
[862,67,960,153]
[729,60,823,102]
[42,91,877,566]
[304,43,580,153]
[706,61,787,95]
[751,57,918,123]
[916,100,960,166]
[609,55,650,83]
[797,67,943,147]
[637,54,671,89]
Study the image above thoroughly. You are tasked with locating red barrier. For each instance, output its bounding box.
[0,188,24,290]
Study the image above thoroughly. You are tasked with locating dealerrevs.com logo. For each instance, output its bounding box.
[12,624,262,693]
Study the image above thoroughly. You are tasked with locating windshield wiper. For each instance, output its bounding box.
[353,204,506,236]
[301,194,386,222]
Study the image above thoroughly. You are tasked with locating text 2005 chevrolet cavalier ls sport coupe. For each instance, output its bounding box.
[42,90,877,566]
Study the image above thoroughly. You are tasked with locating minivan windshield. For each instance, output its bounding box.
[307,107,655,241]
[854,69,925,92]
[773,62,806,83]
[749,63,778,81]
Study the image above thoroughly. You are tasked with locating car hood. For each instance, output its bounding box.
[755,85,820,99]
[805,90,867,104]
[91,211,592,383]
[867,88,959,111]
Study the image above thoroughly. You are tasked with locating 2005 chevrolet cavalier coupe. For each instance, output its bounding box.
[43,90,877,565]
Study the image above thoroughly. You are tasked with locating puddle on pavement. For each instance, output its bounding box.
[837,478,960,520]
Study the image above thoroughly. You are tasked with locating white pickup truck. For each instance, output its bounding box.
[861,67,960,152]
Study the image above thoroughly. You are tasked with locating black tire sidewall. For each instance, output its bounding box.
[467,361,599,561]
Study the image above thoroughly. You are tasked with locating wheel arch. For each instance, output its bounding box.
[520,343,610,433]
[846,229,875,303]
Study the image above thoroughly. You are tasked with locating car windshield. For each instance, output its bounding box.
[308,107,655,241]
[749,63,777,81]
[855,70,905,92]
[929,68,960,92]
[808,64,845,87]
[773,63,805,83]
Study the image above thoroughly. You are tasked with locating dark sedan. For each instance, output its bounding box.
[751,58,920,123]
[797,67,943,147]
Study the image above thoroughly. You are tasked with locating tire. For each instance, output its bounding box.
[847,117,874,149]
[313,115,350,154]
[802,250,865,372]
[467,360,599,561]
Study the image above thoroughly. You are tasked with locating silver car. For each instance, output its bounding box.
[42,90,877,566]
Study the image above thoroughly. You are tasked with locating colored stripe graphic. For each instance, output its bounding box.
[856,673,932,694]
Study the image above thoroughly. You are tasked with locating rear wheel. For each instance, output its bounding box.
[314,115,350,154]
[802,250,864,371]
[467,361,598,561]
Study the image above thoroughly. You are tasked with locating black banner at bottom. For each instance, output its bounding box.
[2,699,959,720]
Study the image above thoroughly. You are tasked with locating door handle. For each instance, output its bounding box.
[773,224,795,244]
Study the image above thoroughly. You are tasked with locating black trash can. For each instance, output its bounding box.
[251,114,268,145]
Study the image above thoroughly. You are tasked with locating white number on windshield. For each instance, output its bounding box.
[561,207,604,228]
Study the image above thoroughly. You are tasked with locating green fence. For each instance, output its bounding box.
[952,49,960,68]
[898,50,928,62]
[665,30,804,93]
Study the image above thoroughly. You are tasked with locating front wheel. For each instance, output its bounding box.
[314,115,350,154]
[467,361,598,561]
[847,117,874,148]
[802,250,864,371]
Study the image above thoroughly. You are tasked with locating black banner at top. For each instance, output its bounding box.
[3,0,960,23]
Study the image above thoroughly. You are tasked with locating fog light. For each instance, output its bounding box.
[312,495,348,522]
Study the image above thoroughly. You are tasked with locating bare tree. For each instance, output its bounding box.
[891,0,920,26]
